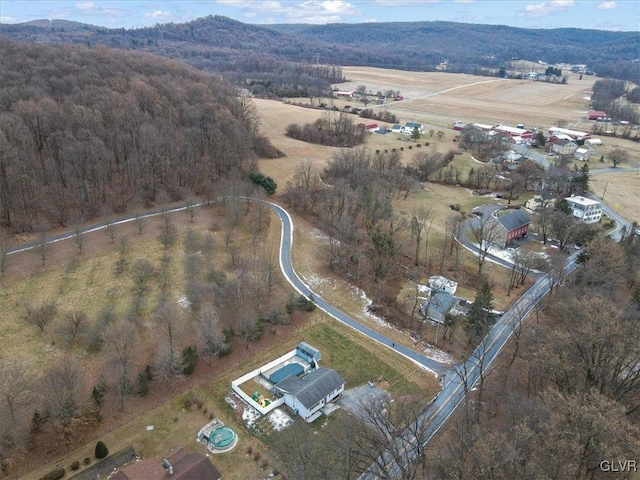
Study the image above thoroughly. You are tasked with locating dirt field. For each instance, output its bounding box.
[591,171,640,223]
[338,67,596,129]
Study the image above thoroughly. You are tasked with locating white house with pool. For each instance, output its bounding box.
[231,342,345,423]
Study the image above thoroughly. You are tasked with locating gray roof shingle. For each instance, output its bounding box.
[276,367,344,409]
[496,210,531,233]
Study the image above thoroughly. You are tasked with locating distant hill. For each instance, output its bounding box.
[1,16,638,84]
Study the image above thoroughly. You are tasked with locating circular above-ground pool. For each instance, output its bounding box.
[209,427,237,451]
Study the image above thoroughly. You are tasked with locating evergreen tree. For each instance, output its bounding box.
[95,440,109,459]
[465,283,495,344]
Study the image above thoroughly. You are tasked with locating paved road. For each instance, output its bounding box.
[358,251,581,479]
[259,199,448,376]
[511,143,551,168]
[6,197,449,377]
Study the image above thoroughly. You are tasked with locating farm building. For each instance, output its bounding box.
[588,110,607,120]
[489,210,532,247]
[551,139,578,156]
[473,123,494,132]
[391,124,403,133]
[335,90,354,99]
[548,127,591,141]
[565,196,602,224]
[453,121,469,131]
[585,138,602,146]
[358,121,379,132]
[274,368,345,422]
[493,125,533,139]
[574,148,592,161]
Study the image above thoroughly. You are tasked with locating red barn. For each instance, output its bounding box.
[588,110,607,120]
[493,125,533,139]
[489,210,532,247]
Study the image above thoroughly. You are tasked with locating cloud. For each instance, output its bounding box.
[0,16,17,23]
[143,10,172,19]
[520,0,575,18]
[216,0,360,23]
[76,2,94,12]
[597,1,617,9]
[373,0,438,5]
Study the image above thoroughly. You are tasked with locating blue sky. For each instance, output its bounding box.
[0,1,638,31]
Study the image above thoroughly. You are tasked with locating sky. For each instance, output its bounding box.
[0,0,638,31]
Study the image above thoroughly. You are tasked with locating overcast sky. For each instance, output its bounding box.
[1,1,638,31]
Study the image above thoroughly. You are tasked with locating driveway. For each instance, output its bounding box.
[338,385,389,420]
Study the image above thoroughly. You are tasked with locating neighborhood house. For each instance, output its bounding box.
[231,343,345,423]
[565,196,602,224]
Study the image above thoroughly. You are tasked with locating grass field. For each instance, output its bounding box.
[24,319,437,480]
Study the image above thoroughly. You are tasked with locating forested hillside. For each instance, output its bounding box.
[1,16,638,86]
[0,40,277,232]
[270,21,640,82]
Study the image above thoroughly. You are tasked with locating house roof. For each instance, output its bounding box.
[428,292,459,315]
[496,210,531,232]
[276,367,344,409]
[116,449,221,480]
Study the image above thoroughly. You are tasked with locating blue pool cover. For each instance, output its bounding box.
[270,363,304,384]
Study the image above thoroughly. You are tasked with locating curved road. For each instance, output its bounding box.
[7,197,449,376]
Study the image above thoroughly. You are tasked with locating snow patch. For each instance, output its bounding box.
[423,345,454,364]
[306,274,329,288]
[224,395,238,410]
[242,406,261,427]
[268,409,293,431]
[355,287,392,328]
[177,295,190,310]
[310,228,332,243]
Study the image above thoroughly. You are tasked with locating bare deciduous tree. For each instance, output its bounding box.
[24,298,58,332]
[58,310,87,345]
[40,356,88,442]
[197,305,228,366]
[0,359,35,424]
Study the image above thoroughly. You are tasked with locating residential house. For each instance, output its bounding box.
[428,275,458,295]
[274,367,345,422]
[525,193,556,211]
[111,448,221,480]
[420,291,459,324]
[565,196,602,224]
[489,210,532,247]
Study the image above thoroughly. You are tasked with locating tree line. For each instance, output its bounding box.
[0,40,278,232]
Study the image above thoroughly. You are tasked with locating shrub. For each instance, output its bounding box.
[43,468,65,480]
[400,147,404,151]
[417,143,421,147]
[253,451,261,461]
[84,457,91,465]
[246,445,253,454]
[95,440,109,459]
[408,145,412,149]
[181,346,198,375]
[70,461,80,471]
